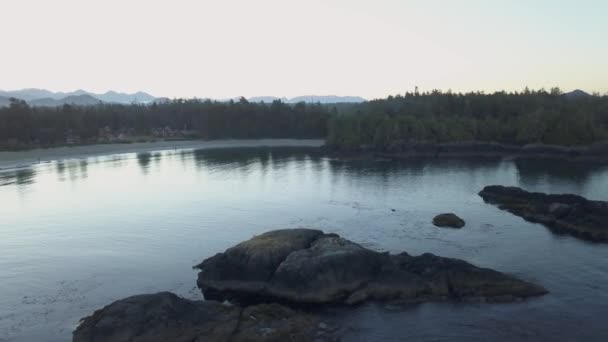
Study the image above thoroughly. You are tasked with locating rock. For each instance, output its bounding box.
[73,292,322,342]
[548,202,572,218]
[479,185,608,242]
[195,229,547,305]
[432,213,466,228]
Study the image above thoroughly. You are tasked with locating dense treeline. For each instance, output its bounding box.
[328,89,608,148]
[1,89,608,151]
[0,98,329,149]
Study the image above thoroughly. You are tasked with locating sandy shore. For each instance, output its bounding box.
[0,139,324,170]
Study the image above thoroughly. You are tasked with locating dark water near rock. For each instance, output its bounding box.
[1,147,608,341]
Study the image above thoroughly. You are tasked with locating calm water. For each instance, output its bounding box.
[1,147,608,341]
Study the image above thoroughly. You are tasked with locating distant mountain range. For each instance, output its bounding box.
[247,95,366,104]
[29,94,103,107]
[0,88,597,108]
[0,89,367,107]
[0,88,158,107]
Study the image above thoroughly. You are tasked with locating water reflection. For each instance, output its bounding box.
[54,160,89,183]
[515,159,608,196]
[2,148,608,202]
[188,147,321,171]
[0,168,37,187]
[79,160,88,179]
[98,155,128,170]
[136,152,162,174]
[56,161,66,181]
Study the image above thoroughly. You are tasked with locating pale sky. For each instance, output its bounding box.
[1,0,607,99]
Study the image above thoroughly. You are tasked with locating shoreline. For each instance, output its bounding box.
[0,139,324,171]
[326,141,608,164]
[3,139,607,172]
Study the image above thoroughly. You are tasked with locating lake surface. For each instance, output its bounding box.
[1,147,608,341]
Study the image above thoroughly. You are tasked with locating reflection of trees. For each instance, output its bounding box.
[325,157,505,195]
[14,169,36,185]
[137,152,152,174]
[515,159,599,184]
[514,159,605,194]
[54,159,90,183]
[79,160,88,179]
[0,168,37,187]
[136,152,162,175]
[56,161,66,181]
[190,147,318,169]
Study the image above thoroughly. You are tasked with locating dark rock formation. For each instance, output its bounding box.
[479,185,608,242]
[433,213,465,228]
[73,292,326,342]
[196,229,547,305]
[75,229,550,341]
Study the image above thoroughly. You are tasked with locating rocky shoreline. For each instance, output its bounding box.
[479,185,608,242]
[326,141,608,163]
[74,229,547,341]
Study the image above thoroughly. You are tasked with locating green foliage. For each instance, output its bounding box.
[327,90,608,148]
[1,89,607,150]
[0,99,329,149]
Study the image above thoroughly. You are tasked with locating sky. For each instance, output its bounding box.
[1,0,607,99]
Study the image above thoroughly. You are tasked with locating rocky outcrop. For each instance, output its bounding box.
[74,229,549,341]
[73,292,327,342]
[433,213,466,228]
[196,229,547,305]
[479,185,608,242]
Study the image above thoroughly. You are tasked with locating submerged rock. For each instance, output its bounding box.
[432,213,466,228]
[72,292,324,342]
[479,185,608,242]
[195,229,547,305]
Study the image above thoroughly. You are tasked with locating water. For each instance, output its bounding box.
[1,147,608,341]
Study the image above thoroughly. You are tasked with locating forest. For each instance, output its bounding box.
[0,98,329,150]
[1,89,607,151]
[327,88,608,148]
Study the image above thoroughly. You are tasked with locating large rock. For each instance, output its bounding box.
[196,229,547,305]
[73,292,325,342]
[432,213,466,228]
[479,185,608,242]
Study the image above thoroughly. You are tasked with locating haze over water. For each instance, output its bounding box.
[1,147,608,341]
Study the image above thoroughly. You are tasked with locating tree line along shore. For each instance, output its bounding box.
[1,88,607,153]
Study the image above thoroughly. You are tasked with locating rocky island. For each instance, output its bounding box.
[195,229,546,305]
[479,185,608,242]
[74,229,547,341]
